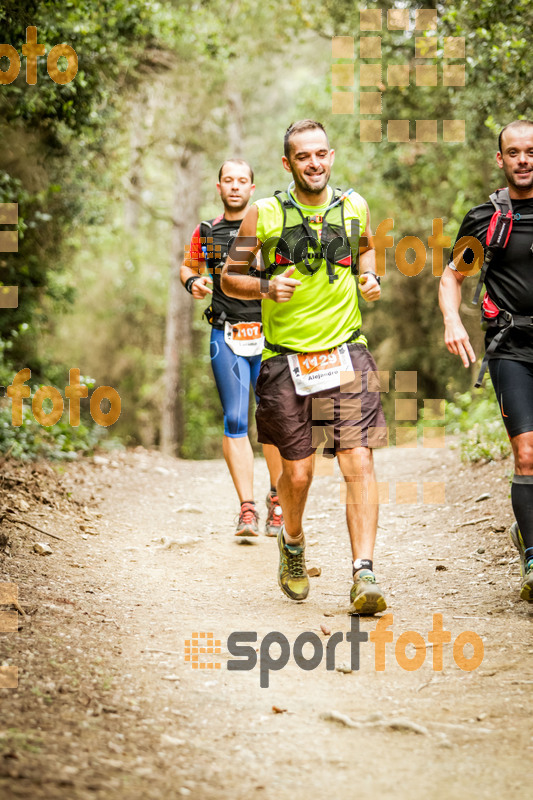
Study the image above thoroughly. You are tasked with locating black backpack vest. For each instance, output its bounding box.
[261,189,361,285]
[199,218,261,327]
[471,187,533,386]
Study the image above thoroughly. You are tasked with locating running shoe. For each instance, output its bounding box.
[349,569,387,616]
[265,491,284,537]
[235,501,259,539]
[510,522,533,603]
[277,527,309,601]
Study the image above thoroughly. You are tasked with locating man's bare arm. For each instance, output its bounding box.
[179,240,213,299]
[221,206,263,299]
[222,205,302,303]
[439,265,476,368]
[358,200,380,302]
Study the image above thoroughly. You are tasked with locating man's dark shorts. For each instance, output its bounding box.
[488,358,533,438]
[256,343,388,460]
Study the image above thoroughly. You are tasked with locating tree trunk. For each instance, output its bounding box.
[227,90,244,156]
[161,147,202,456]
[124,92,157,232]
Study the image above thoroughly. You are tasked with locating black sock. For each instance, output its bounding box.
[353,558,373,575]
[241,499,255,505]
[270,487,276,494]
[511,476,533,564]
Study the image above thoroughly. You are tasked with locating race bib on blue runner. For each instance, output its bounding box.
[224,320,264,357]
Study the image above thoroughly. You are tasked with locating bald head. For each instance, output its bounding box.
[499,120,533,153]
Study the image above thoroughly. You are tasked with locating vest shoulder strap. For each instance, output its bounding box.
[199,219,214,241]
[272,188,356,247]
[489,187,512,215]
[273,191,292,230]
[273,191,293,209]
[472,188,514,306]
[328,188,344,206]
[274,188,349,220]
[273,190,289,202]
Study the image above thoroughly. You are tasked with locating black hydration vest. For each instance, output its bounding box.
[472,187,533,386]
[199,217,261,328]
[261,189,361,285]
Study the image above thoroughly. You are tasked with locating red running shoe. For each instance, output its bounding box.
[235,501,259,539]
[265,491,284,537]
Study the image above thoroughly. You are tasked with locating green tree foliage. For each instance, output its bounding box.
[297,0,532,415]
[42,0,331,455]
[1,0,531,457]
[446,379,511,463]
[0,0,167,374]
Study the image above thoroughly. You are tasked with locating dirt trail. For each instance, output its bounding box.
[1,443,532,799]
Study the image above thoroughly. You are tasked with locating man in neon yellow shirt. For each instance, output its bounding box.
[222,120,387,614]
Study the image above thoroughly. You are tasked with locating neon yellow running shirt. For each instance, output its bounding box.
[255,187,368,359]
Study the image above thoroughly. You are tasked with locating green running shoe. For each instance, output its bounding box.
[277,528,309,601]
[510,522,533,603]
[265,491,284,537]
[349,569,387,616]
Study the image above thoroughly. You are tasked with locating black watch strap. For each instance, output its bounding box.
[185,276,201,294]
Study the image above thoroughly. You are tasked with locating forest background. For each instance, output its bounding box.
[0,0,530,460]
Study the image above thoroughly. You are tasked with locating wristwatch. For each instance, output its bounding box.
[362,271,381,285]
[185,276,201,294]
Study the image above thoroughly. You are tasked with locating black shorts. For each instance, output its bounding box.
[255,343,388,460]
[488,358,533,438]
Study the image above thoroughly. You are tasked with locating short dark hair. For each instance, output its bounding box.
[218,159,254,184]
[498,120,533,153]
[284,120,328,159]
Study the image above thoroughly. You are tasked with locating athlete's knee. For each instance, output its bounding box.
[338,446,374,477]
[514,439,533,473]
[357,446,374,471]
[281,460,313,492]
[224,415,248,437]
[223,401,248,436]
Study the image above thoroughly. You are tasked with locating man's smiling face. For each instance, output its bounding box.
[497,126,533,196]
[283,129,335,197]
